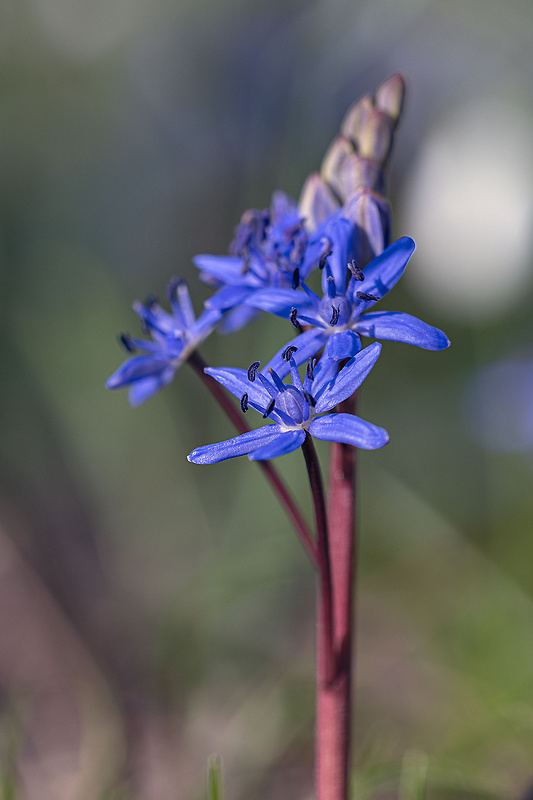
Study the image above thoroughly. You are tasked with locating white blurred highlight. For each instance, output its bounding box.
[403,100,533,321]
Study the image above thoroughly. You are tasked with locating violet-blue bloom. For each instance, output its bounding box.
[193,191,335,334]
[106,278,221,406]
[187,343,388,464]
[245,235,450,376]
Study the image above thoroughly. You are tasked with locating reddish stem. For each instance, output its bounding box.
[316,396,357,800]
[187,350,318,567]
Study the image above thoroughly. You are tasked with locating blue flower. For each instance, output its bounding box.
[242,235,450,375]
[187,343,388,464]
[193,191,333,334]
[106,278,221,406]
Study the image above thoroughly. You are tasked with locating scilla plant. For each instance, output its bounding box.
[107,75,449,800]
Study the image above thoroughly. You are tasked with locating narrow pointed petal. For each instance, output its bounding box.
[265,328,327,378]
[176,280,196,328]
[106,355,175,389]
[353,236,415,307]
[310,354,340,397]
[354,310,450,350]
[206,285,252,310]
[309,413,389,450]
[248,429,306,460]
[194,306,224,336]
[324,330,362,361]
[218,306,261,335]
[242,288,305,316]
[320,215,355,294]
[128,368,175,406]
[188,425,283,464]
[204,367,272,407]
[314,342,381,412]
[193,254,245,283]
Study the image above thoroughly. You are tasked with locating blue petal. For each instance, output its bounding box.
[174,279,196,328]
[193,306,224,336]
[193,254,245,283]
[187,425,283,464]
[271,190,298,220]
[354,310,450,350]
[309,413,389,450]
[320,216,355,294]
[264,328,327,378]
[248,429,306,460]
[324,330,362,361]
[351,236,415,309]
[204,367,272,408]
[106,355,173,389]
[207,285,253,310]
[243,288,304,316]
[309,353,340,397]
[128,368,176,406]
[314,342,382,412]
[217,306,262,334]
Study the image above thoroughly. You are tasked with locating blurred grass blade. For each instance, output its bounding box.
[208,755,223,800]
[399,750,428,800]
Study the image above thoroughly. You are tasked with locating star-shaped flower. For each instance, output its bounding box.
[241,235,450,375]
[106,277,221,406]
[187,343,388,464]
[193,191,333,334]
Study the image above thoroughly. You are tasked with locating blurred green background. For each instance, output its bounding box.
[2,0,533,798]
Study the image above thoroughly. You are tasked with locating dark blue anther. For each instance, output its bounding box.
[306,358,317,380]
[263,398,276,418]
[303,390,316,407]
[282,345,299,362]
[292,268,300,289]
[356,291,379,302]
[144,293,158,308]
[247,361,261,381]
[348,260,365,281]
[166,277,185,301]
[119,333,136,353]
[330,305,340,326]
[240,392,249,413]
[319,248,333,269]
[290,307,300,329]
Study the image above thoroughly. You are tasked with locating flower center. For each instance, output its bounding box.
[275,386,309,426]
[320,296,353,331]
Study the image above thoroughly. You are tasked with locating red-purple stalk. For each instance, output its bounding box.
[315,397,356,800]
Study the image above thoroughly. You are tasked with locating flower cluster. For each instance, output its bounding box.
[107,76,449,463]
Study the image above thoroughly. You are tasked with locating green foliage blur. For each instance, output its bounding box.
[1,0,533,798]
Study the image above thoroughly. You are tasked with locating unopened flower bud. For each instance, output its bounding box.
[341,94,374,144]
[358,109,394,162]
[375,73,406,126]
[320,135,354,199]
[339,152,384,197]
[298,173,340,230]
[344,189,391,268]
